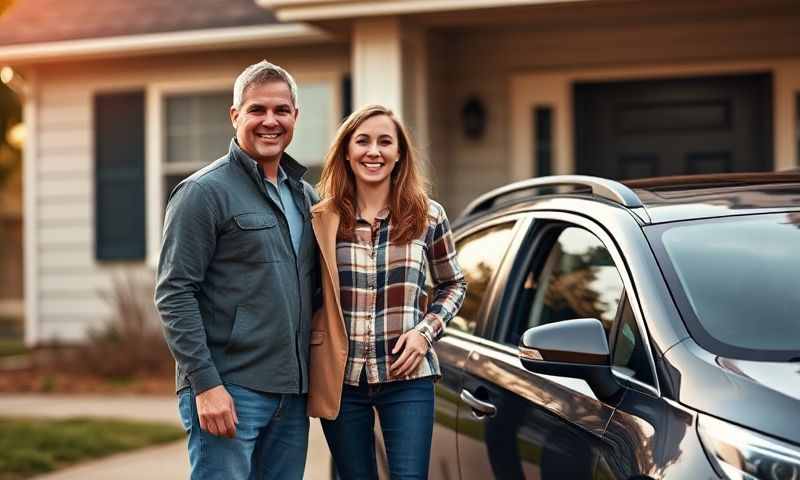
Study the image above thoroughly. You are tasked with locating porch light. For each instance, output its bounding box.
[0,66,12,84]
[7,122,24,150]
[1,66,28,98]
[461,96,486,140]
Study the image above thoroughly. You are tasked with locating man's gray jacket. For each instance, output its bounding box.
[155,139,318,395]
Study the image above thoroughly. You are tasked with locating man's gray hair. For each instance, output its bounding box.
[232,60,299,110]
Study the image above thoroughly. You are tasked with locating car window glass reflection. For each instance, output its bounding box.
[452,222,516,335]
[510,227,624,344]
[612,300,655,386]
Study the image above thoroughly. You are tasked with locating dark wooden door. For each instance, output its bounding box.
[574,73,773,180]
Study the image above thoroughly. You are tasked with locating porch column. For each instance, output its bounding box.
[352,17,404,116]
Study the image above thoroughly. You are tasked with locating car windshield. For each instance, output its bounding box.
[647,212,800,360]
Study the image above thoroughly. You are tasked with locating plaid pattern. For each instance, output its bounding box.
[337,200,467,385]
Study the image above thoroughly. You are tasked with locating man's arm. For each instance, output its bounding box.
[155,180,221,392]
[154,181,238,438]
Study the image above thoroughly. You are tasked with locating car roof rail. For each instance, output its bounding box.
[623,172,800,190]
[460,175,644,218]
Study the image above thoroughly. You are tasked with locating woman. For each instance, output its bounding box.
[308,104,467,479]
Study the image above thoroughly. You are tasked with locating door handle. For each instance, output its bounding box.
[460,389,497,417]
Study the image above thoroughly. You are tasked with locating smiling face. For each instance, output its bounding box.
[346,114,400,188]
[230,80,298,165]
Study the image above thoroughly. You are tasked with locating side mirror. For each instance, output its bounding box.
[518,318,620,399]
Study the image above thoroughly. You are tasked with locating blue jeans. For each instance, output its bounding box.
[178,384,309,480]
[321,375,435,480]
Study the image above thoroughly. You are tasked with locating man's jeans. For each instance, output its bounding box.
[321,375,434,480]
[178,384,308,480]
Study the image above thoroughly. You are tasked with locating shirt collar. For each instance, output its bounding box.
[230,138,307,182]
[356,207,391,223]
[264,165,288,186]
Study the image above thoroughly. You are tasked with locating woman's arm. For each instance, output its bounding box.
[415,204,468,343]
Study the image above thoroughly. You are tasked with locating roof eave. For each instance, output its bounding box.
[0,23,330,65]
[257,0,593,22]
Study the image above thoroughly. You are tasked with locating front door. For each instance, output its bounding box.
[574,73,774,179]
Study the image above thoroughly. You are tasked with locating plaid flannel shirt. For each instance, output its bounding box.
[337,200,467,385]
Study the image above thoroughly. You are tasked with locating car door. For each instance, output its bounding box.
[457,213,635,479]
[596,295,674,479]
[428,215,525,480]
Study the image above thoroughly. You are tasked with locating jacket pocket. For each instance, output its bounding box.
[229,213,282,263]
[225,304,266,353]
[234,213,277,230]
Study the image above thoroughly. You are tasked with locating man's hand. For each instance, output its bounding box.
[390,330,429,378]
[195,385,238,438]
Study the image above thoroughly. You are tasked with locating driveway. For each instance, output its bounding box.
[0,394,331,480]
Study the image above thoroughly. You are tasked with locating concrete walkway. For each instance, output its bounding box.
[0,394,331,479]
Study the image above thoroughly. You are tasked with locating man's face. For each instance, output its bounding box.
[230,80,298,165]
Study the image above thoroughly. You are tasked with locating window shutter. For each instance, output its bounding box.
[94,91,146,261]
[341,74,352,119]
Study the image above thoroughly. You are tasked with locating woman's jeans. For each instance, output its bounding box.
[321,374,435,480]
[178,384,309,480]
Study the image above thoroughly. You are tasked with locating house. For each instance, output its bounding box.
[0,0,349,344]
[1,0,798,345]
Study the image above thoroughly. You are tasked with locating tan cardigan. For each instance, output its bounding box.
[307,199,349,420]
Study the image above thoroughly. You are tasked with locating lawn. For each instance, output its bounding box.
[0,339,26,358]
[0,417,184,480]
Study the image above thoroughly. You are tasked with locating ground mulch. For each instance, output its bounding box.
[0,339,175,395]
[0,369,174,395]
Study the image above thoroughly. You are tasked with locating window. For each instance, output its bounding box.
[508,226,624,345]
[612,300,655,386]
[163,92,231,204]
[160,82,336,206]
[451,222,516,335]
[649,213,800,358]
[534,107,552,177]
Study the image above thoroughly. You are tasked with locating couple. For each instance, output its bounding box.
[154,60,467,480]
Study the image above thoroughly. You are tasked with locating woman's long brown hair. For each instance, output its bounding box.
[317,105,429,243]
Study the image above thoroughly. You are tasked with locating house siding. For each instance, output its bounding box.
[29,44,349,343]
[432,8,800,213]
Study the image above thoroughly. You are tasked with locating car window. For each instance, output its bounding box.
[507,226,624,345]
[648,213,800,359]
[451,222,516,335]
[612,300,655,387]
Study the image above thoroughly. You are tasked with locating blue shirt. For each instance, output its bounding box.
[265,166,304,256]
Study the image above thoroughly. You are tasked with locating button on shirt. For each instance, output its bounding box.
[336,200,467,386]
[264,166,303,255]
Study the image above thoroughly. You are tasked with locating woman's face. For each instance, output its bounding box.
[346,114,400,188]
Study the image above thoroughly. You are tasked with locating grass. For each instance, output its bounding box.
[0,417,184,480]
[0,339,26,358]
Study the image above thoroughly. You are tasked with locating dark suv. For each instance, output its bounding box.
[418,173,800,480]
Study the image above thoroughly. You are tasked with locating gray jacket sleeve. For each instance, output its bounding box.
[154,180,221,394]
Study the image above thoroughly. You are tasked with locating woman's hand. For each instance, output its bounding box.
[390,330,429,378]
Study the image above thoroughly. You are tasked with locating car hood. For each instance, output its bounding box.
[715,356,800,402]
[664,338,800,446]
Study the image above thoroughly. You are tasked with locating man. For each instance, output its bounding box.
[155,60,318,480]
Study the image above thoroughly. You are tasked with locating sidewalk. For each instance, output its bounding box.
[0,394,330,480]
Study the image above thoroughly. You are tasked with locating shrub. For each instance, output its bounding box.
[68,271,173,379]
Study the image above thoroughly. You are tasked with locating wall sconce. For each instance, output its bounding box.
[461,96,486,141]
